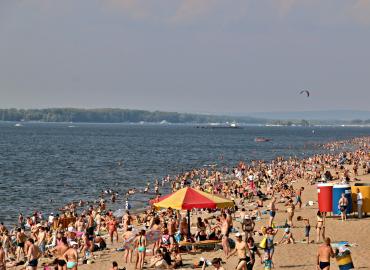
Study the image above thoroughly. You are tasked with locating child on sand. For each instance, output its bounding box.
[263,253,273,270]
[278,227,295,244]
[297,216,311,244]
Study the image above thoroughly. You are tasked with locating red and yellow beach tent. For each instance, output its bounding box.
[153,187,234,210]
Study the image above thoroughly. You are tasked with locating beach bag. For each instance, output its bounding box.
[259,237,267,249]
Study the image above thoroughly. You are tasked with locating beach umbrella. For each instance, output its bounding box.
[153,187,234,210]
[153,187,234,238]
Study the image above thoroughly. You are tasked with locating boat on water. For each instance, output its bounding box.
[254,137,271,142]
[14,123,23,127]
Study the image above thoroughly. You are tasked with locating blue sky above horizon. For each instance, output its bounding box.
[1,0,370,114]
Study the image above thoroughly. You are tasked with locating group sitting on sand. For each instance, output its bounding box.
[0,136,369,270]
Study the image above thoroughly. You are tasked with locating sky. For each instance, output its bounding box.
[0,0,370,114]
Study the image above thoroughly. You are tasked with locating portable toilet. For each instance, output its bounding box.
[332,184,352,215]
[317,183,333,213]
[351,183,370,214]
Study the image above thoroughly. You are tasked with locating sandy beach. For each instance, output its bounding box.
[2,138,369,270]
[73,170,370,270]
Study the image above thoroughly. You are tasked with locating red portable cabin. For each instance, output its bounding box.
[317,183,333,213]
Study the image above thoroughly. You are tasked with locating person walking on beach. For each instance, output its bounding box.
[295,187,304,209]
[227,233,253,270]
[268,197,277,227]
[316,237,334,270]
[0,242,6,270]
[338,193,348,221]
[264,227,277,261]
[356,188,363,219]
[16,228,26,263]
[246,237,262,270]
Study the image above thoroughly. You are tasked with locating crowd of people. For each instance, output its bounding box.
[0,136,369,270]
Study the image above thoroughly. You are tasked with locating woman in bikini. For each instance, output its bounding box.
[286,199,295,228]
[316,211,325,243]
[63,242,78,270]
[135,230,147,270]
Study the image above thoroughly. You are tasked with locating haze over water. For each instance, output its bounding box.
[1,122,369,225]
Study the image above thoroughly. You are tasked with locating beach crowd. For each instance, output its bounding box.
[0,136,369,270]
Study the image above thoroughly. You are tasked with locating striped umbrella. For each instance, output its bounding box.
[153,187,234,210]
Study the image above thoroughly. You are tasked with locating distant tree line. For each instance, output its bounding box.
[268,119,311,126]
[0,108,264,124]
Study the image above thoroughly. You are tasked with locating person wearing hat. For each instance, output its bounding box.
[278,227,295,244]
[242,215,255,241]
[227,233,253,270]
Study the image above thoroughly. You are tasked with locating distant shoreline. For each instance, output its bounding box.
[1,121,370,128]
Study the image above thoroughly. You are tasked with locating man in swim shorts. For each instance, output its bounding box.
[227,233,253,270]
[26,238,40,270]
[269,197,277,227]
[316,237,334,270]
[295,187,304,209]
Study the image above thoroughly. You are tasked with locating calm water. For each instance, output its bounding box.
[0,123,369,225]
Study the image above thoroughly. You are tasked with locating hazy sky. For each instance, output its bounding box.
[1,0,370,114]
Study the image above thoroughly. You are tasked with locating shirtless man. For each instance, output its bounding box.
[53,237,69,270]
[16,228,26,262]
[26,238,40,270]
[316,238,334,270]
[227,233,252,270]
[268,197,277,227]
[295,187,304,209]
[338,193,348,222]
[221,213,230,257]
[168,217,177,237]
[63,242,78,270]
[0,242,5,270]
